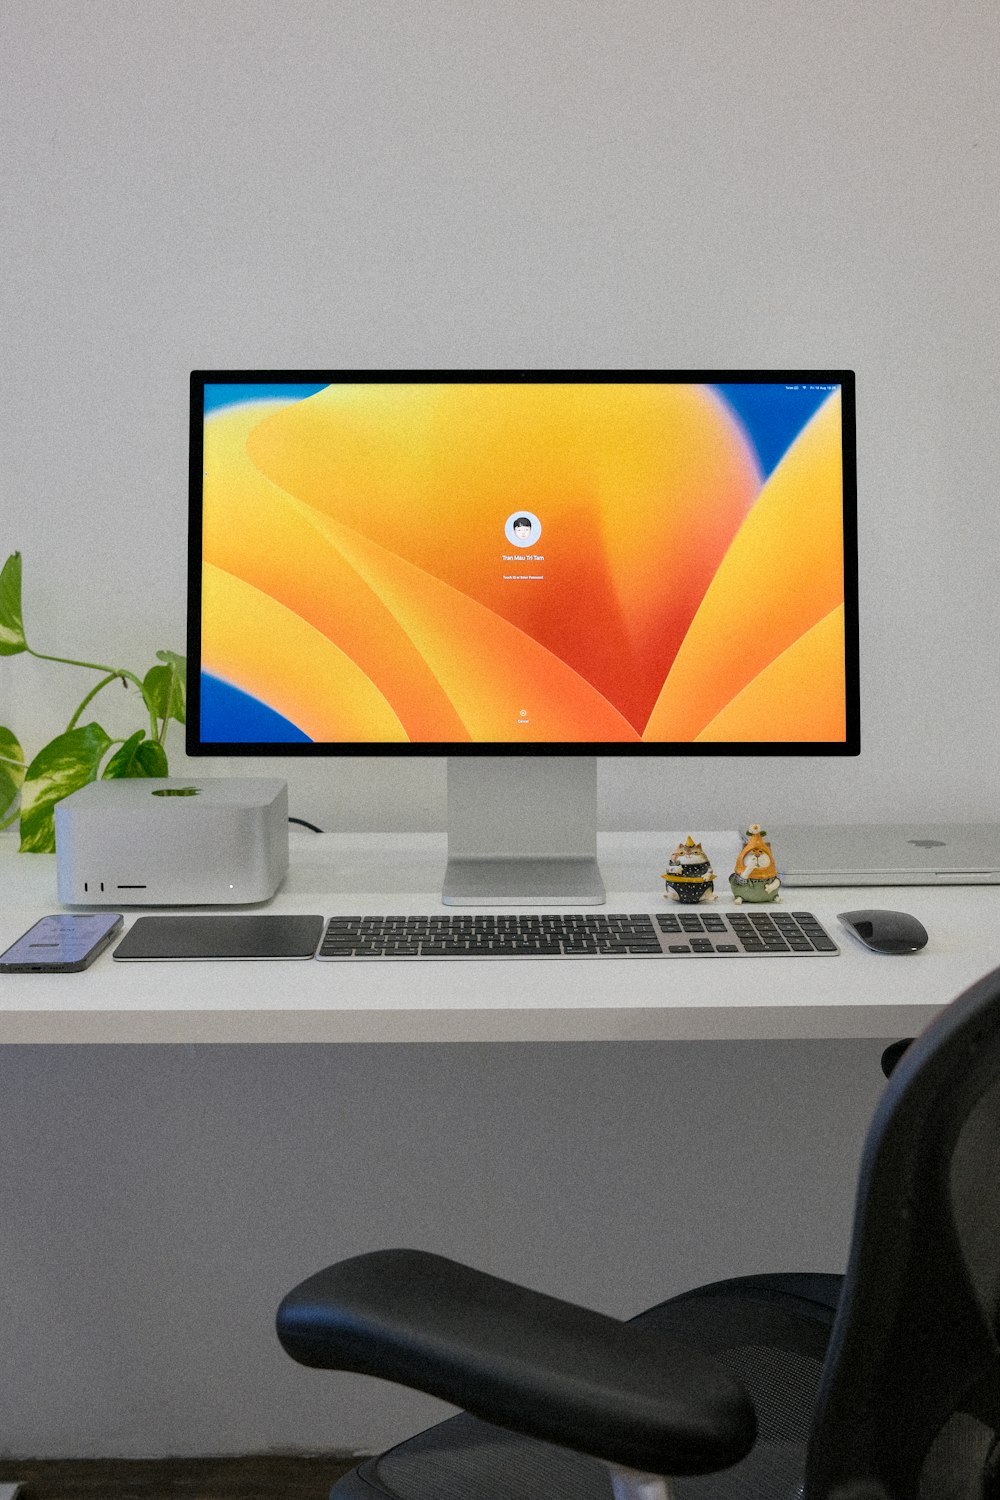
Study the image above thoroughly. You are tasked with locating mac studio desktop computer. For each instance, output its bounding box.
[186,370,859,904]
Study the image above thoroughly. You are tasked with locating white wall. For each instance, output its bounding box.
[1,0,998,1463]
[0,1040,888,1460]
[3,0,998,830]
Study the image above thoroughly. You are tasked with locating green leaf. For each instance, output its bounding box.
[0,725,26,820]
[143,651,187,726]
[157,648,186,673]
[133,739,170,775]
[101,729,144,778]
[18,722,113,853]
[0,552,27,656]
[103,731,169,779]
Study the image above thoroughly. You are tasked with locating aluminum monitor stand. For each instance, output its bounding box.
[443,756,605,906]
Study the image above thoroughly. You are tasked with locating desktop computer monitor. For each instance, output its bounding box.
[187,371,859,903]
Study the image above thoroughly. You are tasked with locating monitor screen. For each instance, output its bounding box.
[187,371,858,757]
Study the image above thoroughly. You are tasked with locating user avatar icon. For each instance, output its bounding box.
[504,511,542,547]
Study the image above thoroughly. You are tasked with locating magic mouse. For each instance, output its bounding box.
[838,909,929,955]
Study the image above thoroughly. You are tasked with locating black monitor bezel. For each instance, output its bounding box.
[187,369,859,758]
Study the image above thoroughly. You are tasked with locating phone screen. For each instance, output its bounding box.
[0,913,124,972]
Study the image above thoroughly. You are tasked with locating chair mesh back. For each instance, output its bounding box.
[804,966,1000,1500]
[951,1078,1000,1335]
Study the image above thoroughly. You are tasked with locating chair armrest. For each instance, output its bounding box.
[276,1249,756,1477]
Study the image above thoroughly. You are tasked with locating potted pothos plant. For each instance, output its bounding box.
[0,551,187,853]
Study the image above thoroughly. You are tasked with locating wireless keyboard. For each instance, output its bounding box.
[316,910,839,960]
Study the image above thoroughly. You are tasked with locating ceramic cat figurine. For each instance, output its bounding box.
[729,823,781,904]
[662,836,717,904]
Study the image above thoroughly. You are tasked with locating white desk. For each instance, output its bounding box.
[3,829,998,1045]
[4,827,998,1460]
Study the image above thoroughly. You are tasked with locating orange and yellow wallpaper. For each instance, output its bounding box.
[197,379,850,746]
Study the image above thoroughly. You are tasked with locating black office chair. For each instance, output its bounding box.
[277,964,1000,1500]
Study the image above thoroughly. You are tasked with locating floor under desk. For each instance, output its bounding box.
[0,1455,359,1499]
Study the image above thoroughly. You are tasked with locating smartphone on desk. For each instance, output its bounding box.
[0,913,124,972]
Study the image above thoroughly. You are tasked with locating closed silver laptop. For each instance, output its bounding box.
[773,824,1000,886]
